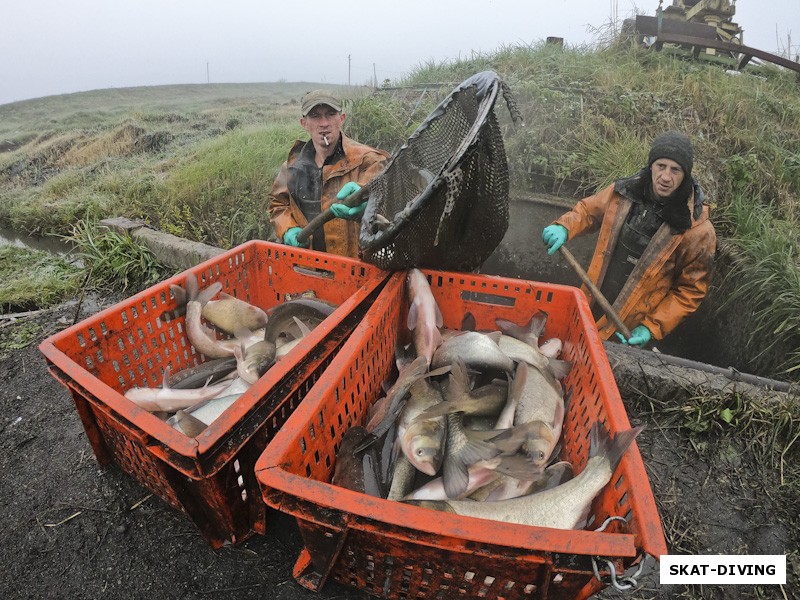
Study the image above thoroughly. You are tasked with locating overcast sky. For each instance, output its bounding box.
[1,0,798,106]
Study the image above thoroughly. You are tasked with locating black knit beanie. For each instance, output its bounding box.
[648,131,693,177]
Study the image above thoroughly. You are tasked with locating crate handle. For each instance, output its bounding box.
[292,264,336,280]
[459,290,517,308]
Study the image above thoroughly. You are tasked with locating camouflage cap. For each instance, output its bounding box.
[301,90,342,116]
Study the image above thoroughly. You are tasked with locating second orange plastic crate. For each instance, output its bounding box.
[39,240,388,548]
[255,269,667,600]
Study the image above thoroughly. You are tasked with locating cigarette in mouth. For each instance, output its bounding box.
[323,135,329,146]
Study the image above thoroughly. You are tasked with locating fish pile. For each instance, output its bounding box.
[332,268,642,531]
[123,273,337,437]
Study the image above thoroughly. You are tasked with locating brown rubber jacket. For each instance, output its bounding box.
[268,134,390,258]
[555,181,716,341]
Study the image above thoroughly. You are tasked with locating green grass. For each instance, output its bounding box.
[0,246,83,313]
[61,219,169,292]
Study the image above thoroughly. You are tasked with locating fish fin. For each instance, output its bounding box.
[525,310,548,339]
[488,420,552,455]
[590,422,644,472]
[496,318,537,347]
[185,272,199,302]
[407,302,418,331]
[442,455,470,499]
[174,409,208,437]
[460,311,476,331]
[493,454,543,480]
[161,365,172,390]
[509,360,529,403]
[484,330,503,345]
[425,364,451,379]
[292,315,312,337]
[196,281,223,306]
[229,326,252,344]
[169,284,187,307]
[434,303,444,329]
[544,461,574,488]
[353,432,378,454]
[443,437,499,500]
[546,358,572,380]
[395,342,415,370]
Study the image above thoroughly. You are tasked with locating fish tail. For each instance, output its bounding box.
[185,272,199,302]
[526,310,548,338]
[547,358,572,380]
[590,422,644,473]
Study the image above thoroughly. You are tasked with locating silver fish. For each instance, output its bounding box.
[409,423,643,530]
[397,376,446,476]
[201,292,269,335]
[488,361,564,469]
[183,273,238,359]
[406,268,443,366]
[431,330,514,374]
[234,340,276,384]
[264,297,336,345]
[124,369,234,413]
[363,355,433,441]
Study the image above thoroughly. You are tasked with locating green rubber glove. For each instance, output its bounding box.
[542,224,568,255]
[283,227,309,248]
[331,182,366,220]
[329,202,366,220]
[615,325,652,348]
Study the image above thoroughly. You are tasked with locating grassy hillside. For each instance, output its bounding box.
[1,42,799,379]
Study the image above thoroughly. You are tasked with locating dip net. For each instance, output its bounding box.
[359,71,522,272]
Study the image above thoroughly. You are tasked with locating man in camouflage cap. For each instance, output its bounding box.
[268,90,389,257]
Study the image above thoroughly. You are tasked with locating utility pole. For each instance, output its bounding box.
[373,63,377,88]
[348,55,351,86]
[206,62,210,84]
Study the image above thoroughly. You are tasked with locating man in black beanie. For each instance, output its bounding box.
[541,131,717,347]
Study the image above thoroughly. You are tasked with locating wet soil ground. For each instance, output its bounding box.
[0,295,796,600]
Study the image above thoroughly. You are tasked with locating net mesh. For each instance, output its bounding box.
[359,71,522,272]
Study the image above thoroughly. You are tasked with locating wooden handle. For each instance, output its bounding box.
[296,184,370,245]
[558,245,633,339]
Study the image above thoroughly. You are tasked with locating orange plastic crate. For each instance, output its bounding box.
[255,270,667,600]
[39,240,388,548]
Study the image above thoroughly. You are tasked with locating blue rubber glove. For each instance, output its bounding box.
[331,182,366,220]
[542,224,568,255]
[283,226,309,248]
[615,325,652,348]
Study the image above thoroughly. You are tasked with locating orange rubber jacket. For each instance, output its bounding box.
[268,134,389,258]
[555,181,717,341]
